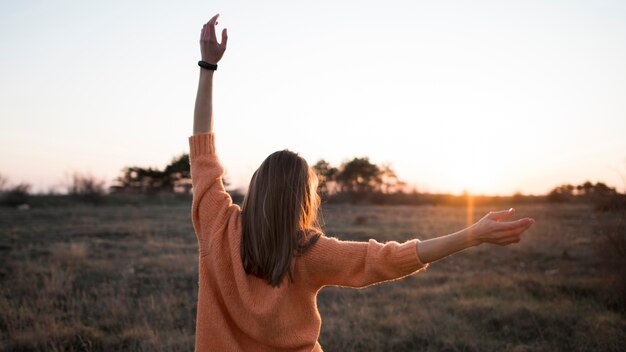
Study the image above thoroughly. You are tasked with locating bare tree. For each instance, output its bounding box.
[0,173,7,192]
[67,172,107,204]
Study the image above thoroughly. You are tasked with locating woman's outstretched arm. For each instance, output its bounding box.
[301,208,534,289]
[416,208,534,264]
[193,14,227,135]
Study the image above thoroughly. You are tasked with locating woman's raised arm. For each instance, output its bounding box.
[188,14,236,247]
[193,14,227,135]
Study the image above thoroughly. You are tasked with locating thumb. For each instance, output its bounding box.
[221,28,228,48]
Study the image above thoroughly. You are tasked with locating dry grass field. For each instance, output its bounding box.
[0,202,624,351]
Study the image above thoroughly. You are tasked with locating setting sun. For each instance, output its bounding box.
[443,155,499,195]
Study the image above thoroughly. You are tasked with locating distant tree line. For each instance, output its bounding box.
[108,154,242,203]
[2,155,625,210]
[548,181,626,211]
[547,181,617,202]
[110,154,192,195]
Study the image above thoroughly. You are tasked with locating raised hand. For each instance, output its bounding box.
[469,208,535,246]
[200,14,228,64]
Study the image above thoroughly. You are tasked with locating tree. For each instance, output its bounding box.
[110,153,193,195]
[335,157,383,195]
[577,181,594,196]
[380,163,405,193]
[110,166,166,195]
[590,182,616,197]
[163,153,191,193]
[547,184,575,202]
[312,159,338,196]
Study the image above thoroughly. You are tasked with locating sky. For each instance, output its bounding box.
[1,0,625,195]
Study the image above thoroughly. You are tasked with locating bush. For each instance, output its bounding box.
[595,194,626,212]
[67,172,107,205]
[0,183,31,207]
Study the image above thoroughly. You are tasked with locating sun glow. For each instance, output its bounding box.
[441,155,499,196]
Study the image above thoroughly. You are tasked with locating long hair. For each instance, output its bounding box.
[241,150,322,287]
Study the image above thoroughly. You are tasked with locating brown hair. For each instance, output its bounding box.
[241,150,322,287]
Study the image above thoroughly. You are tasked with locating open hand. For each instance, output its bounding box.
[469,208,534,246]
[200,14,228,64]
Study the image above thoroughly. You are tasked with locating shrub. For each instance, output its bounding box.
[67,172,107,205]
[595,194,626,212]
[0,183,31,207]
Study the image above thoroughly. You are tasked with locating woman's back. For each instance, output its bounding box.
[189,132,428,351]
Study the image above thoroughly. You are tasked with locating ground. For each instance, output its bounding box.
[0,202,624,351]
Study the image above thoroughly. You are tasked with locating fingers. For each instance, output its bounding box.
[221,28,228,49]
[208,14,219,43]
[209,21,217,43]
[201,14,226,48]
[494,217,534,231]
[501,222,532,237]
[487,208,515,221]
[200,24,205,41]
[207,13,219,26]
[490,218,534,245]
[493,230,522,245]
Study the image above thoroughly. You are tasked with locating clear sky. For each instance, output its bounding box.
[1,0,625,195]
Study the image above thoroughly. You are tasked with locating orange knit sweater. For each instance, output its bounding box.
[188,133,429,351]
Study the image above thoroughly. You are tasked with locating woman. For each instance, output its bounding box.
[189,14,535,351]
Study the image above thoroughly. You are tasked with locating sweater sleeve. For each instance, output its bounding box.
[188,133,239,243]
[300,235,429,289]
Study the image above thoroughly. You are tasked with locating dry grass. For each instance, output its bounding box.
[0,203,624,351]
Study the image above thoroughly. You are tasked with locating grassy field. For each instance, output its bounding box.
[0,203,624,351]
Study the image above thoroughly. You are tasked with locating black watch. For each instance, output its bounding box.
[198,61,218,70]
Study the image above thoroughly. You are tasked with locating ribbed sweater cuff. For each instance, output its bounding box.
[188,132,216,158]
[398,239,429,271]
